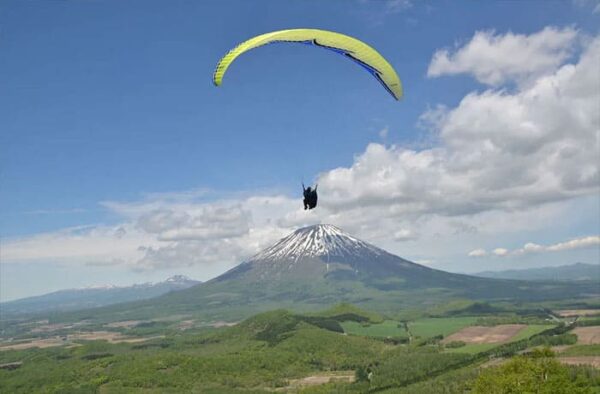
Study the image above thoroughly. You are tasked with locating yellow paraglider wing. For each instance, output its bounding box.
[213,29,402,100]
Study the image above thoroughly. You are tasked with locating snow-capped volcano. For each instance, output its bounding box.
[51,225,598,322]
[216,224,428,283]
[208,224,587,304]
[253,224,385,262]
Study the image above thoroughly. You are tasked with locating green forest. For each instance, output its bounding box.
[1,304,599,393]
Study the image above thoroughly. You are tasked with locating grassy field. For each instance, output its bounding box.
[341,320,408,338]
[561,345,600,356]
[408,317,479,338]
[511,324,553,341]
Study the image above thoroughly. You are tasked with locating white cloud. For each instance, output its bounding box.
[119,196,296,270]
[492,248,509,257]
[2,224,155,265]
[137,205,251,241]
[481,235,600,258]
[520,242,544,253]
[468,248,487,257]
[320,34,600,219]
[547,235,600,251]
[393,228,418,241]
[427,27,578,86]
[514,235,600,254]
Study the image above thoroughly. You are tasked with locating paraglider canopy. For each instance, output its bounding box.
[213,29,402,100]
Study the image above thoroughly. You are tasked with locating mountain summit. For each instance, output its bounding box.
[253,224,384,262]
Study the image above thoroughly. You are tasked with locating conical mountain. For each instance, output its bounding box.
[80,225,598,322]
[215,224,443,285]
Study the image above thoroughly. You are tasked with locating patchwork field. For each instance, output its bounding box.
[0,337,68,351]
[0,331,163,351]
[556,309,600,318]
[443,324,526,344]
[573,326,600,344]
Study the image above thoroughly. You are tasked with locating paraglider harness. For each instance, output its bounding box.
[302,183,318,210]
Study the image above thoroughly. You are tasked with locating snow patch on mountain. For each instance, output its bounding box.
[252,224,386,262]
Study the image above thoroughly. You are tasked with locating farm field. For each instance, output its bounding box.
[341,320,408,338]
[443,324,526,344]
[443,324,553,354]
[0,331,163,351]
[572,326,600,344]
[408,316,479,339]
[556,309,600,318]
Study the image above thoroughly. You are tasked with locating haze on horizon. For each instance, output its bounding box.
[1,0,599,302]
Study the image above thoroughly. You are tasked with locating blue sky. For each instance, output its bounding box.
[1,0,599,301]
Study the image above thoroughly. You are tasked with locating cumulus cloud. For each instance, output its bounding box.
[514,235,600,255]
[137,205,250,241]
[427,27,578,86]
[320,33,600,219]
[547,236,600,251]
[468,248,487,257]
[492,248,509,257]
[121,197,295,270]
[520,242,545,254]
[472,235,600,258]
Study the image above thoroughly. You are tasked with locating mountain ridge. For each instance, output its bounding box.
[474,262,599,281]
[1,275,201,315]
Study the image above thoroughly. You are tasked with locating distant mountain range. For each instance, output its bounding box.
[1,275,200,315]
[64,225,598,323]
[474,263,599,282]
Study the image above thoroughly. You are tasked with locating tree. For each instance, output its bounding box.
[473,348,592,394]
